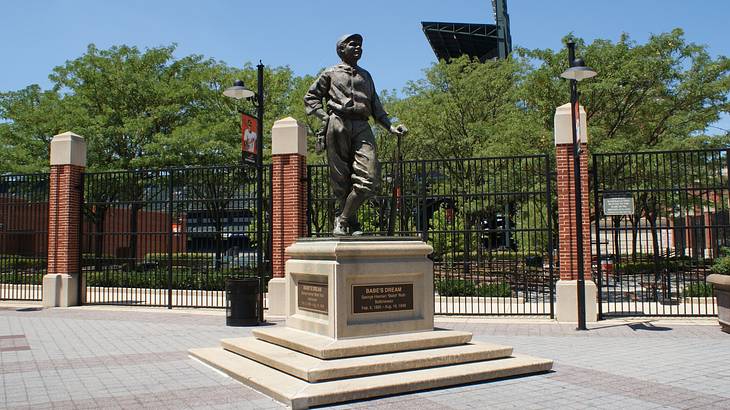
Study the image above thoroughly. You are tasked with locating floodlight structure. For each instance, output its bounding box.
[422,0,512,62]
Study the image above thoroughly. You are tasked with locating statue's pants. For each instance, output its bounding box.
[326,114,381,221]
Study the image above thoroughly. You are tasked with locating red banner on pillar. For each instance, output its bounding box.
[241,113,258,164]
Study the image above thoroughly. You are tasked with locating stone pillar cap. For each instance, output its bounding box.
[272,117,307,156]
[554,103,588,145]
[50,131,87,167]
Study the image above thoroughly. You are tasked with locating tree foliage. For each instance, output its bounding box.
[0,44,310,172]
[0,29,727,174]
[386,56,545,160]
[522,29,729,153]
[0,85,63,173]
[389,29,728,161]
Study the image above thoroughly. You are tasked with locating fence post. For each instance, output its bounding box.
[43,132,86,307]
[268,117,308,316]
[553,103,597,322]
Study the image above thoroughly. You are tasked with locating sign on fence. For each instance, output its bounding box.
[603,194,634,215]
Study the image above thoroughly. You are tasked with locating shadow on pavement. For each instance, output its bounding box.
[628,322,672,332]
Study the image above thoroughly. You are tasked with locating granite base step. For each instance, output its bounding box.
[251,326,472,359]
[189,346,553,410]
[222,336,513,382]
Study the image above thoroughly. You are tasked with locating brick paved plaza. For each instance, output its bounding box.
[1,304,728,409]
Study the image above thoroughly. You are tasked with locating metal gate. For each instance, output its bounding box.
[593,149,727,317]
[0,173,49,301]
[81,165,270,308]
[308,155,556,316]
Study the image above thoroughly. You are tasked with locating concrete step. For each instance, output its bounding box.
[251,326,472,359]
[189,347,552,410]
[222,337,513,382]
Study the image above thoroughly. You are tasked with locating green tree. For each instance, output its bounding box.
[384,29,728,163]
[0,85,63,173]
[522,29,729,152]
[0,44,308,172]
[386,55,545,161]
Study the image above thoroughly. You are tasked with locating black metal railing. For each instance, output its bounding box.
[593,149,727,317]
[308,155,556,316]
[81,164,271,308]
[0,173,50,301]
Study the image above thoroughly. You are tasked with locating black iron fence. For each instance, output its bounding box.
[593,149,728,317]
[0,173,49,301]
[308,155,556,316]
[5,148,725,319]
[81,165,271,308]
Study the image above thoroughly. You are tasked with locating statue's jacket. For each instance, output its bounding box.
[304,63,389,127]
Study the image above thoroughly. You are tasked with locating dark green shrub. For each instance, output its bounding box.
[619,257,707,276]
[620,261,656,275]
[476,282,512,297]
[710,248,730,276]
[683,283,714,298]
[145,252,216,268]
[0,255,46,271]
[436,279,477,296]
[0,272,43,285]
[81,253,121,267]
[83,267,258,291]
[435,279,511,297]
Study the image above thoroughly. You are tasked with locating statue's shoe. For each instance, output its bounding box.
[332,216,348,236]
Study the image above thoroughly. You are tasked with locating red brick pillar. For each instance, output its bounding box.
[268,117,308,316]
[43,132,86,307]
[553,104,597,322]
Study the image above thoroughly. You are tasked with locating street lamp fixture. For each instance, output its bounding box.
[223,62,265,323]
[223,79,256,100]
[560,41,596,331]
[560,58,597,82]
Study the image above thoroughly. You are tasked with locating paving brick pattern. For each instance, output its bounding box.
[1,307,728,409]
[0,335,30,353]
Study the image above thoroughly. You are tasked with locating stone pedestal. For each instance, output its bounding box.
[284,237,433,338]
[190,238,553,409]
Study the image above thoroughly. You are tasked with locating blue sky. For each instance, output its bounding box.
[2,0,728,132]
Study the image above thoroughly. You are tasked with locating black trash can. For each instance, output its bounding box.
[525,255,544,268]
[225,277,260,326]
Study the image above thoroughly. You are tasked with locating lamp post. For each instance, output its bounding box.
[224,62,265,323]
[560,41,596,331]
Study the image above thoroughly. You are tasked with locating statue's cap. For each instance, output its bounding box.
[336,33,363,49]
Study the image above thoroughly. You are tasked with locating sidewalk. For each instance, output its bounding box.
[1,304,728,409]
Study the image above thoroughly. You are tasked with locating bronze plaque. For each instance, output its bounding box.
[297,281,328,314]
[352,283,414,314]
